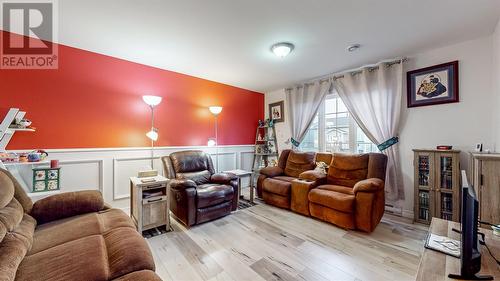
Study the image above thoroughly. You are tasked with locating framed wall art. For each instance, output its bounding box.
[407,61,459,108]
[269,101,284,122]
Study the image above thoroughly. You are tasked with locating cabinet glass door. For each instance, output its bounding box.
[415,153,434,223]
[439,193,453,221]
[436,153,458,222]
[418,190,430,221]
[418,155,431,187]
[439,156,453,190]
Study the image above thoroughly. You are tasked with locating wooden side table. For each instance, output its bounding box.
[223,169,253,203]
[130,176,170,233]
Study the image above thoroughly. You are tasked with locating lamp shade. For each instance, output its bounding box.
[207,138,216,147]
[209,106,223,116]
[146,128,158,141]
[142,95,162,106]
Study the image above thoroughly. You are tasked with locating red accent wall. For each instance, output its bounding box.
[0,32,264,149]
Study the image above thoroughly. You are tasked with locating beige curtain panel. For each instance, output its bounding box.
[333,61,404,203]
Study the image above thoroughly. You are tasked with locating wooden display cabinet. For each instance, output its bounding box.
[413,149,460,224]
[470,152,500,226]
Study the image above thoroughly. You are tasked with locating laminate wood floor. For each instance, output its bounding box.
[148,201,428,281]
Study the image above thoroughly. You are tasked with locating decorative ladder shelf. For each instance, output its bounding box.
[251,121,279,197]
[0,108,36,169]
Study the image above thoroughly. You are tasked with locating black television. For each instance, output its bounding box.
[448,171,492,280]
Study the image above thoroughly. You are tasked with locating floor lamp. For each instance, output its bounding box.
[209,106,222,173]
[143,95,162,169]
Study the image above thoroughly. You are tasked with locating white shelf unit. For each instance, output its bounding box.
[0,108,38,193]
[0,108,36,153]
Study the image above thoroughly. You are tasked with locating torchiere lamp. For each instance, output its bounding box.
[143,95,162,169]
[209,106,223,172]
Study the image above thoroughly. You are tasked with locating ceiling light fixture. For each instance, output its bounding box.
[271,42,294,58]
[347,44,361,52]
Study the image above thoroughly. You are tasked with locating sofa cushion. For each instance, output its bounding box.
[0,169,32,213]
[196,201,232,224]
[196,184,233,208]
[0,199,24,234]
[0,214,36,281]
[18,219,155,281]
[308,189,355,213]
[17,235,110,281]
[273,176,297,182]
[0,172,14,209]
[170,150,214,173]
[113,270,162,281]
[177,170,212,185]
[30,191,105,225]
[29,209,134,255]
[328,153,369,187]
[284,151,316,178]
[263,178,291,196]
[104,227,156,279]
[316,184,354,195]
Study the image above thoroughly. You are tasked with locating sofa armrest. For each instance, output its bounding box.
[291,179,319,216]
[299,170,327,184]
[210,172,237,184]
[353,178,384,193]
[259,166,283,177]
[31,190,105,224]
[168,179,197,190]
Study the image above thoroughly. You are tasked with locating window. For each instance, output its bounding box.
[299,93,378,153]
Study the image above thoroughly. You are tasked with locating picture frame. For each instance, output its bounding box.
[407,61,459,108]
[269,101,284,122]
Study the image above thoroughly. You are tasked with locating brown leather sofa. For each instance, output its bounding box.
[162,150,238,227]
[0,169,161,281]
[303,153,388,232]
[257,149,316,209]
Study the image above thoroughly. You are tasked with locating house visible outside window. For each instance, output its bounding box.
[299,94,378,153]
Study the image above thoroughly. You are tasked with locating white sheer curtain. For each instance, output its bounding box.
[333,61,404,203]
[285,80,331,148]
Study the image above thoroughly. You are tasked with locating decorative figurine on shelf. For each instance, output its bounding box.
[256,146,262,154]
[28,150,48,162]
[268,142,274,152]
[258,120,265,127]
[265,118,274,128]
[257,133,263,141]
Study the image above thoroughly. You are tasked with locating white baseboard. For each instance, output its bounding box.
[402,209,414,219]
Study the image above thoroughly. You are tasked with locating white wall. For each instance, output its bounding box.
[493,19,500,149]
[4,145,255,212]
[399,36,494,215]
[265,35,496,217]
[265,89,291,152]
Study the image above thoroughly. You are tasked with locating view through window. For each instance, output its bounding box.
[300,94,378,153]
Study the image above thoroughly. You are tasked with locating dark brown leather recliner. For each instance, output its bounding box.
[161,150,238,227]
[256,149,316,209]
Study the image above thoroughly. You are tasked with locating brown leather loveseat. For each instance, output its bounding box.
[0,169,161,281]
[257,150,388,232]
[300,152,387,232]
[162,150,238,227]
[257,149,316,209]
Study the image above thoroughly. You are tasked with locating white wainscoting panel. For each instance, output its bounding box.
[59,160,103,192]
[6,145,255,209]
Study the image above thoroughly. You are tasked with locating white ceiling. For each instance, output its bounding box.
[56,0,500,92]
